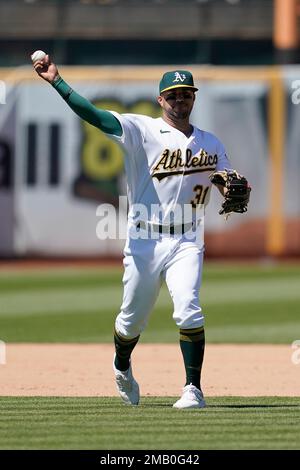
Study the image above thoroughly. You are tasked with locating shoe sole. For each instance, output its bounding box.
[173,400,206,409]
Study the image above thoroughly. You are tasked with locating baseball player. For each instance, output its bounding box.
[32,55,250,409]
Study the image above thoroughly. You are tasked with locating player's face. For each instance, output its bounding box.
[158,88,195,120]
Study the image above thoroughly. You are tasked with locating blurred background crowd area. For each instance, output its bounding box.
[0,0,297,66]
[0,0,299,260]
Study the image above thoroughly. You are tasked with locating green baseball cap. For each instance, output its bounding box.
[159,70,198,94]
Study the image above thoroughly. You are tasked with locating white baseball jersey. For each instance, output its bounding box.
[108,112,232,337]
[108,112,231,225]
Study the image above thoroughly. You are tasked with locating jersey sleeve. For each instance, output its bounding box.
[215,138,233,171]
[105,111,145,155]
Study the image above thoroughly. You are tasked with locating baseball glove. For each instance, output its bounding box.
[209,169,251,216]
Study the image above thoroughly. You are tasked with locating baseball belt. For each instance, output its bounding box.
[136,220,194,235]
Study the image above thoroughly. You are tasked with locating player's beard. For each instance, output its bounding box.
[175,110,189,119]
[170,107,190,120]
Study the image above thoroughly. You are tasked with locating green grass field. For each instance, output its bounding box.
[1,262,300,450]
[0,262,299,343]
[0,397,299,450]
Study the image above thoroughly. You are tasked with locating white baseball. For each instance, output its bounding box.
[31,50,46,63]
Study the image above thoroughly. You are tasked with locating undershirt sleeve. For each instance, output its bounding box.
[51,76,123,136]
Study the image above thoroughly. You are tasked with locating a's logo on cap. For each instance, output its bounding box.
[173,72,186,83]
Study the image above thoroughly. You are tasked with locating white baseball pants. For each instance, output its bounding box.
[115,228,205,339]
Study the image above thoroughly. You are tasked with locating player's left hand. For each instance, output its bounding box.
[209,169,251,216]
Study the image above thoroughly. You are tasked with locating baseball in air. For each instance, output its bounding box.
[31,50,46,62]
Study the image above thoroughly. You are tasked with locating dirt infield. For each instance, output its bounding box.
[0,344,299,397]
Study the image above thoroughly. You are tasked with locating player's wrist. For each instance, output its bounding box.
[51,74,62,86]
[51,75,73,101]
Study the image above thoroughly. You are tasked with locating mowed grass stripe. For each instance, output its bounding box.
[1,263,299,281]
[0,397,299,450]
[205,321,300,343]
[0,286,123,316]
[0,263,299,342]
[1,305,297,342]
[0,267,122,292]
[0,277,299,317]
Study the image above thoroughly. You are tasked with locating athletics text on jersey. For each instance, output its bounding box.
[107,113,231,225]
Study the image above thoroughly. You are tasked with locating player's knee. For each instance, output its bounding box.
[173,309,204,329]
[115,316,146,339]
